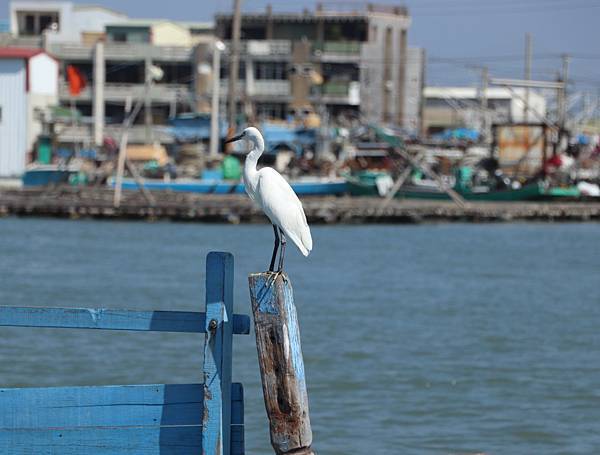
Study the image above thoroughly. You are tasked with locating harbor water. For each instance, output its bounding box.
[0,218,599,454]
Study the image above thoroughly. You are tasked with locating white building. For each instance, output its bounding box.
[9,1,127,44]
[423,86,547,134]
[0,48,58,177]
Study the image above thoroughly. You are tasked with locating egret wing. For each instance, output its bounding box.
[257,168,313,256]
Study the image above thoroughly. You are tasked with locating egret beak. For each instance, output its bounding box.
[225,132,245,143]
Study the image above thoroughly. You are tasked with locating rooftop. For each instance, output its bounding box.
[0,46,44,59]
[72,4,126,16]
[425,86,544,100]
[216,3,409,22]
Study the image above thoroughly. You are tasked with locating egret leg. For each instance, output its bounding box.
[269,225,280,272]
[277,228,287,272]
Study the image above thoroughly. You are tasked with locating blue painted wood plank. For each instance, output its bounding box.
[0,383,243,430]
[0,306,250,335]
[0,426,202,455]
[231,383,245,455]
[0,383,197,429]
[202,252,234,455]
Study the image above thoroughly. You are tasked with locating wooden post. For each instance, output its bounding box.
[248,272,315,455]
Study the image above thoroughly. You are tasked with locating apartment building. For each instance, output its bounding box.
[215,3,424,131]
[6,1,213,147]
[4,1,425,151]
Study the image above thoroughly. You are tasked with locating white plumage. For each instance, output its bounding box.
[226,127,312,270]
[251,167,312,256]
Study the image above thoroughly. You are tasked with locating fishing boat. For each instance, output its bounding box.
[344,170,580,201]
[22,165,79,187]
[108,176,348,196]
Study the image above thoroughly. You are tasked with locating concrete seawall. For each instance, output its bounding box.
[1,187,599,223]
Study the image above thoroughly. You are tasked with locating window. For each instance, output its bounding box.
[112,32,127,42]
[256,103,286,120]
[24,15,35,35]
[254,62,286,80]
[18,12,59,35]
[39,15,54,32]
[219,61,246,80]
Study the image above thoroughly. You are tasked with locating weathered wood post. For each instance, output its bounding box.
[248,272,315,455]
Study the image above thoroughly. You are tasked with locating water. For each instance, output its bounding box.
[0,217,599,454]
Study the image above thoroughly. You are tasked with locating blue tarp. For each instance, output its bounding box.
[165,113,227,142]
[434,128,480,142]
[163,115,318,156]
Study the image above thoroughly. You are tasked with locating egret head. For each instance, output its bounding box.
[225,127,264,153]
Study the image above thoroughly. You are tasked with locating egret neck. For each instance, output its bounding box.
[243,140,262,196]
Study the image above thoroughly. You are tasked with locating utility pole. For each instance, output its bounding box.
[552,53,569,155]
[210,41,226,157]
[524,33,532,123]
[144,53,153,144]
[480,66,488,141]
[227,0,242,132]
[559,53,570,130]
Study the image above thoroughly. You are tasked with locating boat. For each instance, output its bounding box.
[108,176,348,196]
[22,165,79,187]
[344,170,580,201]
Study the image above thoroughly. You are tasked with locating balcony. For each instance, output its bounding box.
[48,42,193,62]
[58,124,174,144]
[313,41,362,62]
[224,40,292,60]
[59,81,190,103]
[218,79,290,99]
[313,81,360,105]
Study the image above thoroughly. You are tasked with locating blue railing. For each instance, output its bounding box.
[0,251,249,455]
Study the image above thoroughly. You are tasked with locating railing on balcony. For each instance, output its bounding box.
[252,80,290,96]
[321,81,350,96]
[313,80,360,105]
[59,81,190,103]
[48,42,193,61]
[218,79,290,97]
[223,40,291,57]
[0,34,42,48]
[58,124,174,144]
[313,41,362,55]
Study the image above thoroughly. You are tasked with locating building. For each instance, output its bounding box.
[9,1,127,44]
[106,20,193,47]
[3,1,424,155]
[215,3,424,130]
[423,86,547,135]
[5,1,214,148]
[0,47,58,177]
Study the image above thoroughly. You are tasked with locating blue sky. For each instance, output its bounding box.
[2,0,599,93]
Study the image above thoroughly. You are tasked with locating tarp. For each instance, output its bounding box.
[126,145,169,165]
[165,113,226,142]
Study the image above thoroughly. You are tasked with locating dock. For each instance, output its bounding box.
[1,187,599,223]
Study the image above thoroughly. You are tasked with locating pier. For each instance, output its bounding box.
[1,187,599,223]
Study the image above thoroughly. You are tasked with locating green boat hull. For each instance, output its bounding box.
[345,174,580,202]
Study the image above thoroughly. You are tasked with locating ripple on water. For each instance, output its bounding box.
[0,219,599,454]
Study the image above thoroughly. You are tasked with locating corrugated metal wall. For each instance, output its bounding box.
[0,58,27,177]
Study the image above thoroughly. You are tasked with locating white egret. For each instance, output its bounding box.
[225,127,312,271]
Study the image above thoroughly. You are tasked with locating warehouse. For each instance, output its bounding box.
[0,47,58,177]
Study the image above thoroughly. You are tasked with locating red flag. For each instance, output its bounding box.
[66,65,86,96]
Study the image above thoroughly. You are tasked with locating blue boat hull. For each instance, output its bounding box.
[110,178,347,196]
